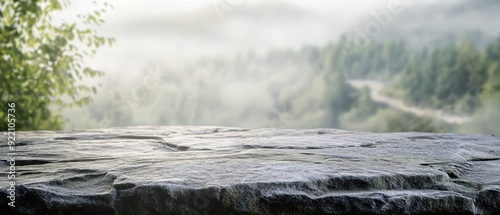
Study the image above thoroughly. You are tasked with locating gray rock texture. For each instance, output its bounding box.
[1,126,499,215]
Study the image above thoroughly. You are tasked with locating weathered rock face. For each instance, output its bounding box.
[1,127,499,215]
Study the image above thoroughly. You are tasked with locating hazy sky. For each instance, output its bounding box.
[64,0,389,22]
[60,0,391,63]
[60,0,448,26]
[57,0,436,80]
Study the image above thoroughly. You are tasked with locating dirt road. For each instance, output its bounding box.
[347,80,471,124]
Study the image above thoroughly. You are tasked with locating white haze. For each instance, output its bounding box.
[59,0,455,129]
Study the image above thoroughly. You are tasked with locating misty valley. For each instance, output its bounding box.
[64,0,500,135]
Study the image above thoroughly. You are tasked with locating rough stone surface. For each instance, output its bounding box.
[1,126,500,215]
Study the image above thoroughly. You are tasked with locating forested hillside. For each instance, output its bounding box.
[62,0,500,135]
[363,0,500,48]
[71,33,498,134]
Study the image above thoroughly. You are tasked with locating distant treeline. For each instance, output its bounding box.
[338,35,500,115]
[71,34,500,134]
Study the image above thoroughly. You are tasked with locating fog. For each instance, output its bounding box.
[83,0,389,64]
[59,0,500,134]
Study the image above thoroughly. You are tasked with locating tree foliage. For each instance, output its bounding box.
[0,0,114,130]
[393,39,498,113]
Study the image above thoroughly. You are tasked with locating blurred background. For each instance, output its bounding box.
[2,0,500,134]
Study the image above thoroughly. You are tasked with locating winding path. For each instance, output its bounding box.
[347,80,471,124]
